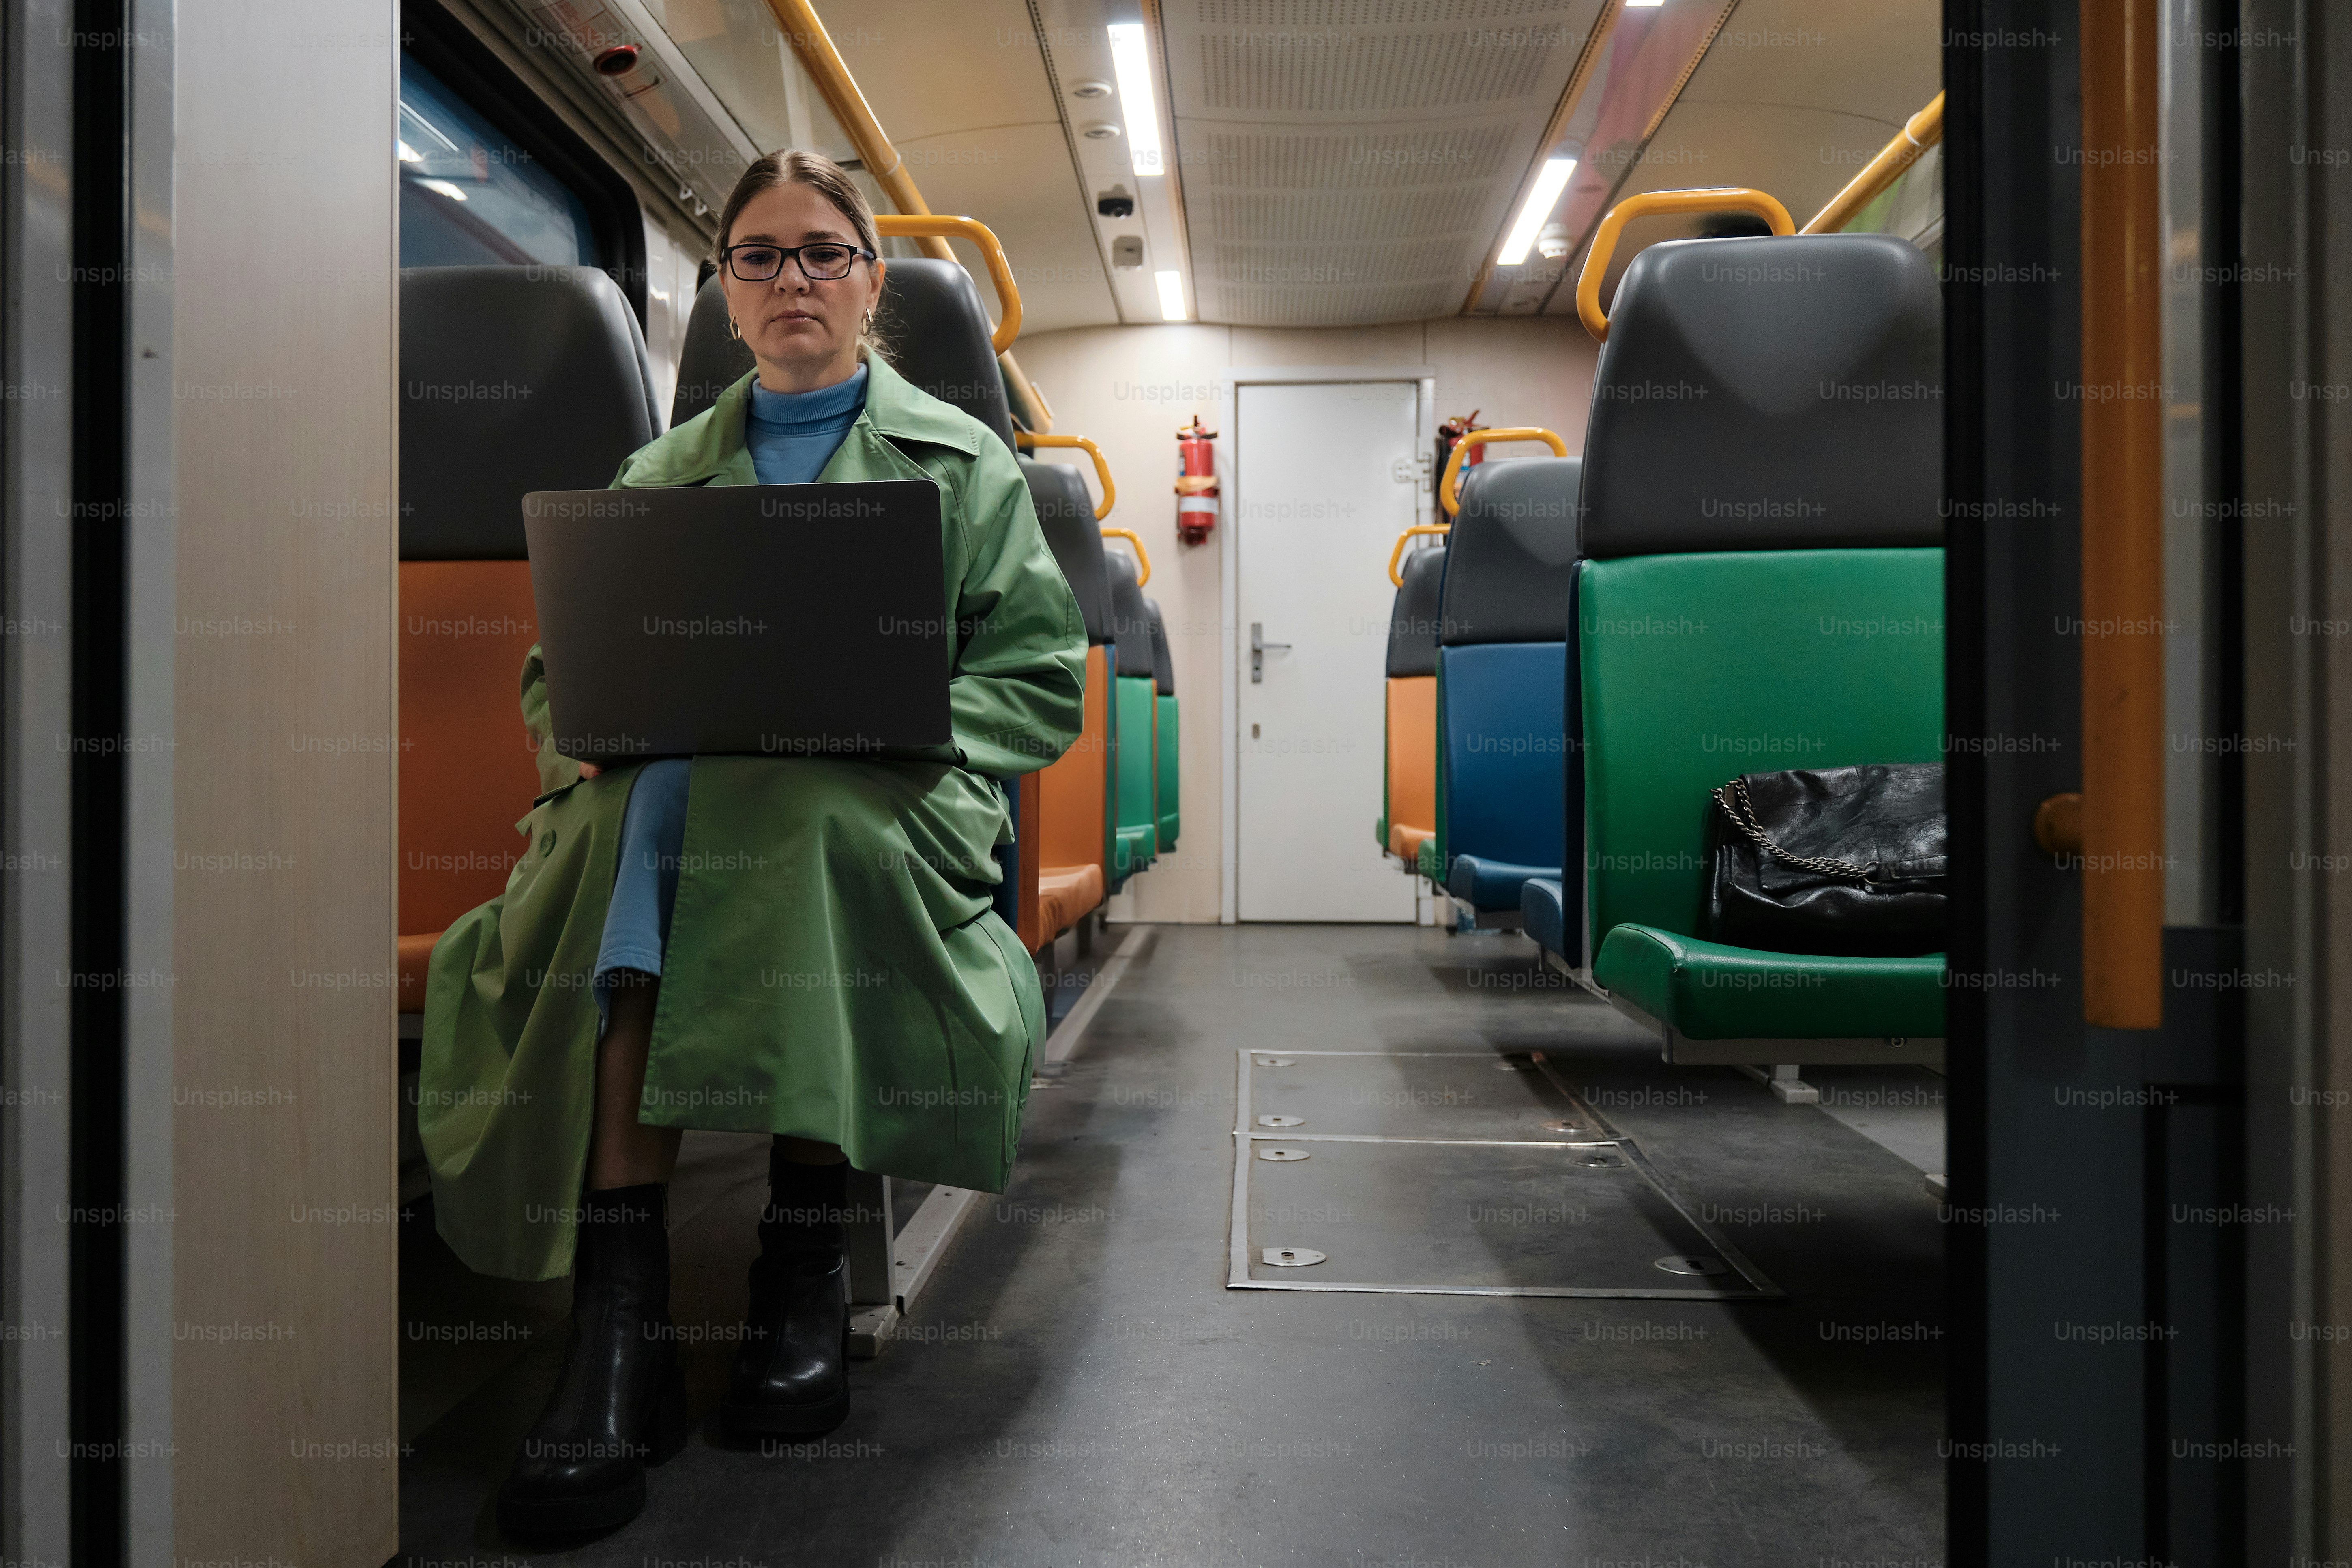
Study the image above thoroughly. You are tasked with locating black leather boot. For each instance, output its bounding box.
[496,1184,690,1538]
[722,1143,850,1439]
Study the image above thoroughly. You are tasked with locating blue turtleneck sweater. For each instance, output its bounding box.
[743,363,868,485]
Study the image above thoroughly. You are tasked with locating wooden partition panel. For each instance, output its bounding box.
[172,1,398,1560]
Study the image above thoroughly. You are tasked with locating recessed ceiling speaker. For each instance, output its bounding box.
[1081,122,1121,140]
[1070,78,1113,99]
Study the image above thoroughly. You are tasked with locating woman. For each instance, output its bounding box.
[417,150,1085,1538]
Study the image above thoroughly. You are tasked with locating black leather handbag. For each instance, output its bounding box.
[1702,764,1946,957]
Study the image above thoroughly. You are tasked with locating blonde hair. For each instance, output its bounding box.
[715,149,892,363]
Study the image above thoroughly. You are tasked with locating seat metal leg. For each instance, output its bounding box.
[1736,1063,1819,1105]
[843,1167,897,1358]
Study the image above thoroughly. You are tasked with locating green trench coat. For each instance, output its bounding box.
[419,356,1086,1281]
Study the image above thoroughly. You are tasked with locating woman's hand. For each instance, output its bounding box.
[577,762,602,779]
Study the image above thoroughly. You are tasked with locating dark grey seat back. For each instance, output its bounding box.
[1105,553,1154,681]
[1021,456,1112,646]
[400,265,659,560]
[671,258,1013,451]
[1145,598,1174,696]
[1579,233,1942,559]
[1386,545,1446,677]
[1436,458,1582,646]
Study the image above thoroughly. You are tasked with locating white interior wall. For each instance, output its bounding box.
[1013,316,1599,924]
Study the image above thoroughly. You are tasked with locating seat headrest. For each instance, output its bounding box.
[671,273,753,430]
[672,259,1015,450]
[399,266,659,560]
[1386,545,1446,677]
[1436,458,1581,645]
[1105,552,1155,678]
[1019,457,1112,645]
[875,259,1016,450]
[1144,597,1174,696]
[1579,233,1942,558]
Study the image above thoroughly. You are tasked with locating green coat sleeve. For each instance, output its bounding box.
[946,438,1087,777]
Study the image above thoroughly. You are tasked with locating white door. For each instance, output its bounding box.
[1236,380,1421,922]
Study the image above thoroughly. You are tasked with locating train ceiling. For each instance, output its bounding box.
[469,0,1942,333]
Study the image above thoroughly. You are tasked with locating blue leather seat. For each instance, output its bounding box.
[1519,876,1567,957]
[1433,457,1582,919]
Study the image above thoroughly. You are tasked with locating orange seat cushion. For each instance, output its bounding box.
[1036,864,1105,944]
[1386,676,1436,862]
[1031,645,1111,948]
[398,561,546,1003]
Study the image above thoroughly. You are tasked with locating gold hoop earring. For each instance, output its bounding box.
[727,315,743,341]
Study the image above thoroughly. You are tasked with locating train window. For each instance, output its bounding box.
[398,54,600,269]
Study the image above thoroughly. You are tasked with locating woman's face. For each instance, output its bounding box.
[720,180,885,391]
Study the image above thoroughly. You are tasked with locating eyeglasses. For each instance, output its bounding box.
[720,241,876,283]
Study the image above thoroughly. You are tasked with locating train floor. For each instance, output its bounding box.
[397,922,1944,1567]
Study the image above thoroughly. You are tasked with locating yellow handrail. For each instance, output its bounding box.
[1015,431,1115,520]
[1101,527,1151,586]
[1439,427,1570,517]
[873,214,1022,354]
[1387,524,1450,587]
[1803,92,1946,235]
[1576,188,1795,342]
[764,0,1049,425]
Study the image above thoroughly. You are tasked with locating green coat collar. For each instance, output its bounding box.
[613,352,986,489]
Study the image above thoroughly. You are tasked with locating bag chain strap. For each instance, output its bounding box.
[1711,780,1880,882]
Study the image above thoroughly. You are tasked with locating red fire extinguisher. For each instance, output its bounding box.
[1436,410,1484,521]
[1175,415,1218,545]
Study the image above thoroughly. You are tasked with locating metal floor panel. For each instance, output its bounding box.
[1229,1049,1778,1299]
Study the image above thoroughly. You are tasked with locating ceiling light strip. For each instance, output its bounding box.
[1137,0,1195,322]
[1456,0,1627,315]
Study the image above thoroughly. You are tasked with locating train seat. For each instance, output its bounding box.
[1022,456,1116,947]
[1433,458,1581,920]
[1571,231,1944,1062]
[397,264,659,1016]
[1146,598,1179,853]
[1381,544,1443,863]
[1105,552,1158,888]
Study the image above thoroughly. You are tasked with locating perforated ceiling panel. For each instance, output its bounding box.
[1161,0,1608,327]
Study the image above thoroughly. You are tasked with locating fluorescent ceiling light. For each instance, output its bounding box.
[1497,158,1576,265]
[1625,0,1665,7]
[418,178,469,203]
[397,140,423,164]
[1155,269,1186,321]
[1106,23,1163,177]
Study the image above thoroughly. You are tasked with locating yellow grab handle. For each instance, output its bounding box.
[1438,427,1569,517]
[1101,526,1151,586]
[1803,92,1945,235]
[1576,188,1795,342]
[873,213,1023,354]
[1015,431,1116,520]
[1387,524,1450,586]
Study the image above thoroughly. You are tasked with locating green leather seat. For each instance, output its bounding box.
[1568,229,1947,1057]
[1106,553,1156,888]
[1580,548,1945,1041]
[1146,598,1179,854]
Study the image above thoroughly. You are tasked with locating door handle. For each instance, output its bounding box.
[1250,622,1290,684]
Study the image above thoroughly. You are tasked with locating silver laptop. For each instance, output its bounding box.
[521,480,950,761]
